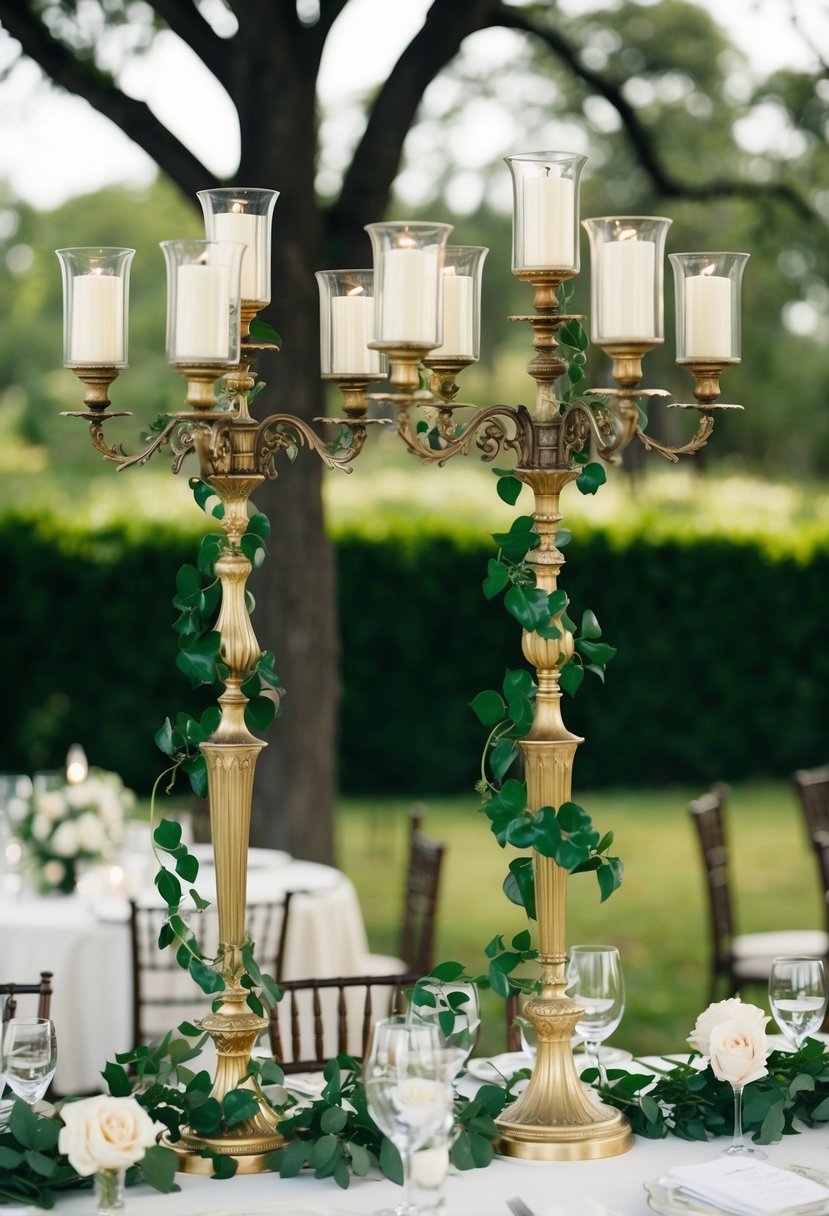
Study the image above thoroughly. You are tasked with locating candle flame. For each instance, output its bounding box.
[702,263,716,276]
[347,285,364,296]
[66,743,88,785]
[442,265,457,277]
[231,201,244,213]
[398,234,416,249]
[616,227,639,242]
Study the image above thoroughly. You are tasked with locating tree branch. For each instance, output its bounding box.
[492,1,816,224]
[148,0,232,91]
[0,1,219,203]
[327,0,496,258]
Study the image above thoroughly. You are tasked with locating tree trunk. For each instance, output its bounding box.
[236,20,338,864]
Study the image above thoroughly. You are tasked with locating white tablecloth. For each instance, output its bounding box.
[0,853,375,1093]
[13,1123,829,1215]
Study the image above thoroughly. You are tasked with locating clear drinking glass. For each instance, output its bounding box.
[2,1018,57,1106]
[409,977,481,1080]
[567,945,625,1080]
[363,1016,452,1216]
[769,956,827,1050]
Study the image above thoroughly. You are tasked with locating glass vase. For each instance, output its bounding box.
[722,1084,765,1158]
[94,1167,125,1215]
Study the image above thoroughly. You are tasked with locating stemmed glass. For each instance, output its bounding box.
[566,945,625,1082]
[363,1016,453,1216]
[769,956,827,1050]
[1,1018,57,1107]
[409,977,481,1080]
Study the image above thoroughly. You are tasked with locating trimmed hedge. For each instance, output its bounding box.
[1,512,827,795]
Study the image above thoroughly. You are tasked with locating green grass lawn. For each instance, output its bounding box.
[336,781,823,1057]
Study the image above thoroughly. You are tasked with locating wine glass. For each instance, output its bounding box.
[769,956,827,1050]
[363,1016,452,1216]
[566,945,625,1081]
[1,1018,57,1107]
[409,977,481,1080]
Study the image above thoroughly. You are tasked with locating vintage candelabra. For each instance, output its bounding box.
[57,154,747,1170]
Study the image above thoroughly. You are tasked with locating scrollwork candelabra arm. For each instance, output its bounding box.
[253,413,366,477]
[61,410,206,473]
[395,400,529,467]
[635,412,716,464]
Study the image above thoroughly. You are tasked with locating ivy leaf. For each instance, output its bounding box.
[250,318,282,346]
[559,659,585,697]
[245,695,277,731]
[580,609,602,639]
[598,857,624,901]
[154,820,183,851]
[431,960,465,982]
[176,632,223,687]
[504,584,549,631]
[503,857,536,919]
[175,853,199,883]
[469,690,506,726]
[496,475,523,506]
[181,754,208,799]
[102,1061,132,1097]
[223,1089,260,1127]
[189,958,225,995]
[482,559,510,600]
[140,1146,179,1193]
[577,639,617,666]
[491,516,539,561]
[247,511,271,539]
[576,462,607,495]
[491,737,518,782]
[155,868,181,907]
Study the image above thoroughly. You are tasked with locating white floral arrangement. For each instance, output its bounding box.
[14,769,134,895]
[688,997,770,1089]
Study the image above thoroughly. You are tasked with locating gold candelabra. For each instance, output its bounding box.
[58,168,747,1170]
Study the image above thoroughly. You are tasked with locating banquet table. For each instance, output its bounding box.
[0,848,382,1093]
[12,1121,829,1216]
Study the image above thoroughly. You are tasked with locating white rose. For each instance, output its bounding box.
[37,791,66,821]
[411,1144,449,1187]
[43,860,65,886]
[58,1095,159,1175]
[31,814,52,842]
[708,1018,769,1089]
[76,813,105,853]
[688,998,767,1058]
[51,821,79,857]
[391,1078,451,1130]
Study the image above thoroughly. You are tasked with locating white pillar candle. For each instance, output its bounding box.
[522,175,575,268]
[331,292,376,374]
[70,273,122,364]
[598,238,656,341]
[174,263,230,361]
[684,272,732,359]
[213,210,266,302]
[379,247,438,343]
[432,272,474,358]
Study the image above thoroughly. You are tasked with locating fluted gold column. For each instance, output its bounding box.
[495,470,631,1160]
[170,473,285,1174]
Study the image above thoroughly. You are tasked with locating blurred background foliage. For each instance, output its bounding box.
[1,0,829,794]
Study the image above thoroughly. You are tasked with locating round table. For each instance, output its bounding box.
[0,851,376,1093]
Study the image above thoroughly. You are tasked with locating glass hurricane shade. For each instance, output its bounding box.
[315,269,385,377]
[197,187,279,308]
[581,216,672,346]
[364,220,453,350]
[429,245,488,362]
[159,239,245,367]
[505,151,587,274]
[55,247,135,368]
[669,251,749,363]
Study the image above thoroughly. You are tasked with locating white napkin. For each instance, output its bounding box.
[661,1158,829,1216]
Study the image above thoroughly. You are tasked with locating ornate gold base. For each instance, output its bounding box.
[496,1102,632,1161]
[162,1127,286,1175]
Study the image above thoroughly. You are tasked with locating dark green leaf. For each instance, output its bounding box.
[505,584,549,632]
[580,609,602,639]
[491,737,518,782]
[154,718,176,758]
[247,512,271,539]
[140,1146,179,1193]
[496,475,523,506]
[245,696,277,731]
[102,1061,132,1096]
[503,857,536,920]
[175,853,199,883]
[469,690,506,726]
[155,868,181,908]
[378,1138,403,1184]
[153,820,182,851]
[209,1153,238,1179]
[559,659,585,697]
[189,958,225,995]
[320,1106,348,1134]
[482,559,510,601]
[223,1089,260,1128]
[431,960,465,982]
[598,857,624,901]
[576,639,617,666]
[249,318,282,346]
[576,462,607,495]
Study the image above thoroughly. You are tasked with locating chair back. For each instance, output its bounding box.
[688,785,734,988]
[399,812,445,975]
[129,894,293,1047]
[0,972,53,1022]
[794,766,829,934]
[269,972,418,1072]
